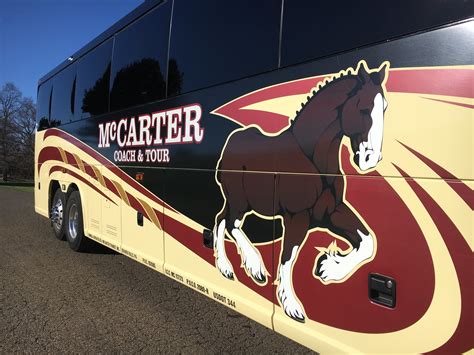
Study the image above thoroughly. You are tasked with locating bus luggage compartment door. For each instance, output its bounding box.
[119,167,165,273]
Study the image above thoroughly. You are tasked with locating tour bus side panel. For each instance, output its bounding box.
[82,163,102,240]
[94,164,122,251]
[119,166,165,273]
[162,169,276,329]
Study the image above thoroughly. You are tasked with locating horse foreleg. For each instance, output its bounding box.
[315,203,375,282]
[230,218,268,284]
[277,211,310,323]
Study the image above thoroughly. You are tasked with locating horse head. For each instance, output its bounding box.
[341,61,389,171]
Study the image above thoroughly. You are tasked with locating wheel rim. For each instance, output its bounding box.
[51,198,63,231]
[68,203,79,240]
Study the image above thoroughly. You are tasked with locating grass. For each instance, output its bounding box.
[0,185,34,192]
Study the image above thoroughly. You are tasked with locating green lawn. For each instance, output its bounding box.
[0,185,34,192]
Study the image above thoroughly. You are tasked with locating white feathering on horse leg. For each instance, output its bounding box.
[319,230,374,282]
[277,246,305,322]
[214,219,234,279]
[231,221,267,283]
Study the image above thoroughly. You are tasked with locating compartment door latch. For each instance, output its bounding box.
[369,273,396,308]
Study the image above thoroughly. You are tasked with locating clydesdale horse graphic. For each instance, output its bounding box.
[213,61,389,322]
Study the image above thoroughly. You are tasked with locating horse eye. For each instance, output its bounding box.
[360,108,370,115]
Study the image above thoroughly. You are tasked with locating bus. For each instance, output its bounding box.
[35,1,473,352]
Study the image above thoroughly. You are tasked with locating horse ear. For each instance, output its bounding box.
[373,61,390,85]
[356,60,370,83]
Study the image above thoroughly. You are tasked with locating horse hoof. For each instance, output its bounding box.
[216,253,235,281]
[314,254,327,278]
[283,307,306,323]
[252,272,267,285]
[222,270,234,280]
[289,312,305,323]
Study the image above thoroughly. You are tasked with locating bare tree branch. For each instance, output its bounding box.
[0,83,36,181]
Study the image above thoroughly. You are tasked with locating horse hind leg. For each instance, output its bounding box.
[230,218,268,284]
[278,245,305,322]
[276,211,310,323]
[214,208,234,280]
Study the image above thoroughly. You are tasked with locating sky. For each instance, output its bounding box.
[0,0,144,101]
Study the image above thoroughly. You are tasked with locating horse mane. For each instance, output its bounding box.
[291,64,362,122]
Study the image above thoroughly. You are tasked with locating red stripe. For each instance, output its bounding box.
[43,128,176,212]
[48,165,116,205]
[104,177,120,198]
[65,151,76,166]
[126,192,149,221]
[422,97,474,109]
[153,207,164,227]
[398,141,473,209]
[83,161,97,180]
[215,76,328,134]
[37,146,62,173]
[386,69,473,98]
[393,164,473,354]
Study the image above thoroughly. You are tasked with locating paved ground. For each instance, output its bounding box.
[0,187,311,353]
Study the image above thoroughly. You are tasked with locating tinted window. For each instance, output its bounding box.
[110,2,171,111]
[282,0,474,67]
[74,39,112,120]
[36,80,53,130]
[51,64,76,125]
[168,0,281,96]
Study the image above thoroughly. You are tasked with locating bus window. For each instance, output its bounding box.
[168,0,281,96]
[51,63,76,125]
[36,79,53,130]
[110,1,171,112]
[74,39,113,120]
[281,0,473,67]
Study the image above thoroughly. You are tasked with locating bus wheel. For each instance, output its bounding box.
[51,189,66,240]
[65,190,91,252]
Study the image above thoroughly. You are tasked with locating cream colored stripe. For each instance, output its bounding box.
[73,153,85,173]
[375,143,473,251]
[57,147,68,164]
[91,165,106,187]
[381,93,472,180]
[138,198,162,230]
[112,180,130,206]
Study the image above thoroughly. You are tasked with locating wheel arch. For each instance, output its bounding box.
[48,180,61,218]
[48,180,84,217]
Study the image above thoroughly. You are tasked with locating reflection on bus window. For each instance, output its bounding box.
[110,1,171,111]
[36,80,53,131]
[74,39,112,120]
[168,0,280,96]
[51,63,76,125]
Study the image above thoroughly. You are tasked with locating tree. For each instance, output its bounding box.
[15,97,36,176]
[0,83,36,181]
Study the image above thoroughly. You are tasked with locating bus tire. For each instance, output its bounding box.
[65,190,91,252]
[51,188,66,240]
